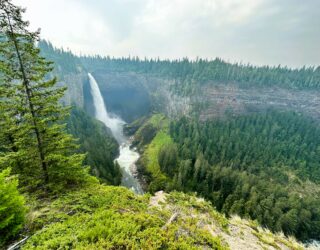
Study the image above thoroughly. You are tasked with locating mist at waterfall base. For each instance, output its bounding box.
[88,73,143,194]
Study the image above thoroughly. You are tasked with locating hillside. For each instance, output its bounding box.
[131,113,320,242]
[15,184,304,250]
[66,107,121,184]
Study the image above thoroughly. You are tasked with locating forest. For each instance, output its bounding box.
[39,40,320,93]
[0,0,319,249]
[153,111,320,241]
[67,107,121,185]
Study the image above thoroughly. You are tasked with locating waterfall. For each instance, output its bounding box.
[88,73,143,194]
[88,73,125,143]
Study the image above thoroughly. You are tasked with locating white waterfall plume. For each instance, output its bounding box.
[88,73,125,143]
[88,72,143,194]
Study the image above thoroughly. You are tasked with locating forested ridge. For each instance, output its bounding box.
[39,40,320,92]
[130,112,320,241]
[170,111,320,183]
[67,107,121,185]
[150,111,320,241]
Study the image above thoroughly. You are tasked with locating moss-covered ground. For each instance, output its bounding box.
[22,185,228,250]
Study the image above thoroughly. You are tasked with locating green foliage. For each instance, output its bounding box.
[160,111,320,241]
[171,111,320,183]
[39,41,320,91]
[75,46,320,91]
[0,169,25,246]
[158,144,178,176]
[168,191,229,231]
[39,40,83,76]
[142,131,173,192]
[0,0,91,192]
[23,185,227,250]
[67,107,121,185]
[135,115,173,192]
[133,123,158,148]
[133,114,168,147]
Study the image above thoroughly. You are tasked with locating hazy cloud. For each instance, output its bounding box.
[13,0,320,67]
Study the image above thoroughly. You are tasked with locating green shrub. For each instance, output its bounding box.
[0,168,26,246]
[23,185,227,250]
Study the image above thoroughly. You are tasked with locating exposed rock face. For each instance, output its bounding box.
[154,83,191,118]
[60,70,320,122]
[57,73,87,107]
[84,71,151,122]
[82,71,191,122]
[199,84,320,120]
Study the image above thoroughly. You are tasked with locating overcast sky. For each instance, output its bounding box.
[13,0,320,68]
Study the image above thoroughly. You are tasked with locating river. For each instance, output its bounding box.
[88,73,143,194]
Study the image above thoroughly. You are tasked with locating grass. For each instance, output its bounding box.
[144,131,172,176]
[168,192,229,231]
[137,114,174,192]
[148,114,169,129]
[252,227,304,250]
[253,230,281,249]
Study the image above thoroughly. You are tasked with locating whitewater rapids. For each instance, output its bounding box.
[88,73,143,194]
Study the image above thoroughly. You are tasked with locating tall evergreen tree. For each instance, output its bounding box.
[0,0,90,191]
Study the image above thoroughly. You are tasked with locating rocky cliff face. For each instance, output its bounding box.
[81,71,191,122]
[199,83,320,121]
[58,70,320,122]
[57,72,87,107]
[40,43,319,122]
[88,71,151,122]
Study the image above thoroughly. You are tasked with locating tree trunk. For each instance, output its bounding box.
[6,13,49,184]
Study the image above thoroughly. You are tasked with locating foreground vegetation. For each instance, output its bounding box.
[0,169,25,246]
[0,0,94,245]
[22,185,228,249]
[17,183,303,250]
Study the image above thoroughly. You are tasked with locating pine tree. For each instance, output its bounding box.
[0,0,91,191]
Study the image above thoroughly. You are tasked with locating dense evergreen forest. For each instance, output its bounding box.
[170,111,320,183]
[67,107,121,185]
[39,40,320,92]
[154,111,320,241]
[39,41,83,76]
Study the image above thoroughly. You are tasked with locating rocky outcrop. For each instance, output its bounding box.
[149,191,306,250]
[57,72,87,107]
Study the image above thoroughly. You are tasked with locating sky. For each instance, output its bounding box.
[13,0,320,68]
